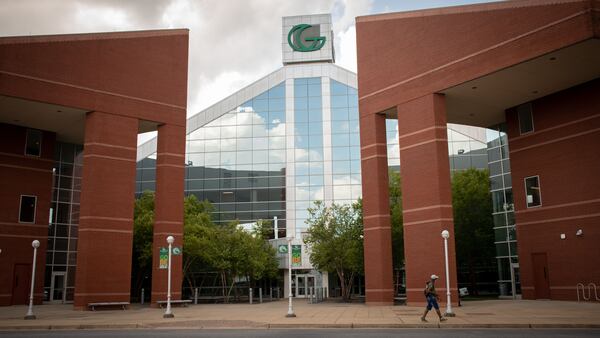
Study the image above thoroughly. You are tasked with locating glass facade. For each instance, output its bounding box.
[136,77,364,241]
[44,142,83,303]
[385,120,488,172]
[486,124,520,297]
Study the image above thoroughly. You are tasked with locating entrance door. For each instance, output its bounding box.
[511,263,521,296]
[295,275,307,298]
[295,275,316,298]
[531,253,550,299]
[11,264,31,305]
[50,272,66,303]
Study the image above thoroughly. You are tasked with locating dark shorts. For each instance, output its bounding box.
[426,295,439,310]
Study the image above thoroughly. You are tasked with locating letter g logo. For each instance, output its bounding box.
[287,24,326,52]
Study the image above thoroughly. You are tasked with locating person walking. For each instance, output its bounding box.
[421,274,447,322]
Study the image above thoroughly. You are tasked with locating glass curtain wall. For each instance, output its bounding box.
[487,124,520,297]
[385,120,488,172]
[329,80,361,204]
[136,82,287,227]
[293,77,324,236]
[44,143,83,303]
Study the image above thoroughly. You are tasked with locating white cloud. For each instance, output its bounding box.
[0,0,373,144]
[336,25,358,72]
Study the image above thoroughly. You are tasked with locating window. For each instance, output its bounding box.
[524,176,541,208]
[25,129,42,156]
[19,195,37,223]
[517,103,534,134]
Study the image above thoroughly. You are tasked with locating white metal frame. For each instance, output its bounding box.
[49,271,66,303]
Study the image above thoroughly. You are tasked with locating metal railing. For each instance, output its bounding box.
[307,287,327,304]
[576,283,600,301]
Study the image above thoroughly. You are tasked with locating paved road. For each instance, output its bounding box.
[1,329,599,338]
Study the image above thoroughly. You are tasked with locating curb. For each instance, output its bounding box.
[1,322,600,330]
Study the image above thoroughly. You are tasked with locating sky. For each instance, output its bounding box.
[0,0,496,143]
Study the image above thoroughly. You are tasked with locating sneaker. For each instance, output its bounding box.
[439,317,447,322]
[420,317,428,322]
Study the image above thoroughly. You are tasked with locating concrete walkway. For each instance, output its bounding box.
[1,299,599,330]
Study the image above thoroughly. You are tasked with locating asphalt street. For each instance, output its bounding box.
[1,329,599,338]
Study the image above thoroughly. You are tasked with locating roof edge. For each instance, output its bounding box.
[356,0,588,23]
[0,29,189,45]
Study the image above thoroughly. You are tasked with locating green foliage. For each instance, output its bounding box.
[304,200,364,301]
[389,170,404,269]
[182,195,214,288]
[132,193,278,302]
[133,191,155,270]
[451,168,496,295]
[197,221,278,300]
[253,219,274,240]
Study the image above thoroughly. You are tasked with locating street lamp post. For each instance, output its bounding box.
[286,237,296,317]
[441,230,455,317]
[25,240,40,320]
[163,235,175,318]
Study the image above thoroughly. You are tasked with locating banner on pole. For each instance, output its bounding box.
[292,245,301,267]
[159,247,168,269]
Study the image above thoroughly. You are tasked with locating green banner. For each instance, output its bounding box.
[292,245,301,267]
[159,247,168,269]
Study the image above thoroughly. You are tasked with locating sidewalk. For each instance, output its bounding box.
[1,299,599,330]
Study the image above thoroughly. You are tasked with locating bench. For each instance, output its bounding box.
[87,302,130,311]
[156,299,193,308]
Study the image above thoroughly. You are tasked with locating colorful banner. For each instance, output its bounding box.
[159,247,168,269]
[292,244,301,267]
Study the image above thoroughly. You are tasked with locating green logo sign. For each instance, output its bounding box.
[278,244,288,254]
[172,247,182,256]
[288,24,326,52]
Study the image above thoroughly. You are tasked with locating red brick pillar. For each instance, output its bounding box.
[397,94,458,306]
[360,112,394,305]
[151,123,185,305]
[74,111,138,310]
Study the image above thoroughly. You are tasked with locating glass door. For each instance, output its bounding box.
[50,272,66,303]
[295,274,307,298]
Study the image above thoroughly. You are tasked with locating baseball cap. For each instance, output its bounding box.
[431,274,439,280]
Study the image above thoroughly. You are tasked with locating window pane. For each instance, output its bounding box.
[517,103,534,134]
[26,129,42,156]
[19,196,36,223]
[525,176,541,207]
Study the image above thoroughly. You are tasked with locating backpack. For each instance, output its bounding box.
[423,282,430,296]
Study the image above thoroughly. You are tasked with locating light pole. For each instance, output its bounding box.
[286,237,296,317]
[25,240,40,320]
[163,235,175,318]
[441,230,455,317]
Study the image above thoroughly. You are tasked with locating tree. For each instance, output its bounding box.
[451,168,496,295]
[132,191,155,298]
[253,219,275,240]
[133,193,279,302]
[197,221,278,301]
[389,170,404,294]
[304,200,364,301]
[182,195,214,290]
